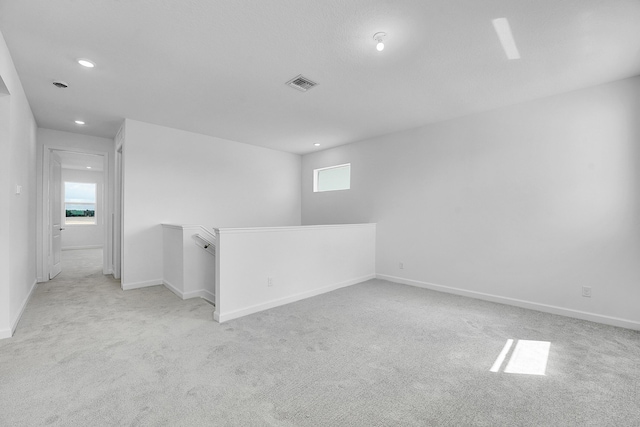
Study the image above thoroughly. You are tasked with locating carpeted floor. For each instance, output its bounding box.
[1,249,639,426]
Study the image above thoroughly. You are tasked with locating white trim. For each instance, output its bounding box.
[161,224,217,241]
[161,223,200,230]
[217,223,375,235]
[162,280,183,299]
[113,139,124,280]
[62,245,103,251]
[216,274,374,323]
[183,289,215,304]
[0,328,10,340]
[39,144,113,282]
[377,274,640,331]
[163,280,215,304]
[6,280,38,338]
[121,279,163,291]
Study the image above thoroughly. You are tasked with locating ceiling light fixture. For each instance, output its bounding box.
[492,18,520,60]
[314,143,321,147]
[77,58,95,68]
[373,32,386,52]
[86,166,92,169]
[75,120,85,125]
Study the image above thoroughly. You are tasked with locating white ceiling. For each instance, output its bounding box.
[1,0,639,155]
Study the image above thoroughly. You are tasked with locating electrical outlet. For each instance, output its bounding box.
[582,286,592,298]
[267,277,274,287]
[399,262,404,269]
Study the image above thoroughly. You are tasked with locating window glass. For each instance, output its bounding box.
[65,182,97,225]
[314,163,350,192]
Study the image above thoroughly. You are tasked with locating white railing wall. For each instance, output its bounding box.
[214,223,376,323]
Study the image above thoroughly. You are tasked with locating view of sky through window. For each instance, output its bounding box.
[64,182,97,225]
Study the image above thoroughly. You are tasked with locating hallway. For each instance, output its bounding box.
[54,248,106,281]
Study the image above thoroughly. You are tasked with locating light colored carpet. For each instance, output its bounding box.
[1,249,639,426]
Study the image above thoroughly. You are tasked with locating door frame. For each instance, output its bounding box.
[113,144,123,279]
[39,145,112,282]
[48,151,62,279]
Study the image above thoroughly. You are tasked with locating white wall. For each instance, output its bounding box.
[302,76,640,330]
[0,30,37,338]
[215,224,376,322]
[162,224,215,302]
[122,119,301,289]
[0,80,9,337]
[61,168,104,250]
[162,225,184,295]
[36,128,114,279]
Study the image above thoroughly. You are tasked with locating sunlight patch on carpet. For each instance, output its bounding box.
[490,339,550,376]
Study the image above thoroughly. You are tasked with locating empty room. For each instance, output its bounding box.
[0,1,639,426]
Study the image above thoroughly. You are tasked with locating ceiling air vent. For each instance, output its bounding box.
[285,74,318,92]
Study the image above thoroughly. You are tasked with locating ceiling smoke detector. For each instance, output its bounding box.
[53,80,68,89]
[285,75,318,92]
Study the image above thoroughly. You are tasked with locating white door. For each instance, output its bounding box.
[49,151,63,279]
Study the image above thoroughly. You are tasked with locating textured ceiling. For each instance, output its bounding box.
[1,0,639,154]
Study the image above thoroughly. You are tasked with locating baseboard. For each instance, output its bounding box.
[377,274,640,331]
[163,281,215,305]
[122,279,163,291]
[162,280,183,299]
[2,279,38,339]
[183,289,215,304]
[216,273,375,323]
[62,245,103,251]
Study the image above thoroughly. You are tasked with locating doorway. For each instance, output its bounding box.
[43,149,110,281]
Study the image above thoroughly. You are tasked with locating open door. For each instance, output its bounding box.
[49,151,62,279]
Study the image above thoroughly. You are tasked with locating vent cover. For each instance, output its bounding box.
[285,75,318,92]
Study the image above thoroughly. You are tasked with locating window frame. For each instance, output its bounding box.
[313,163,351,193]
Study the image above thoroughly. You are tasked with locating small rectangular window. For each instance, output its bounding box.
[314,163,351,192]
[64,182,97,225]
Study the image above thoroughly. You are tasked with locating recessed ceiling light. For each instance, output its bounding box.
[86,166,92,169]
[314,143,321,147]
[77,58,95,68]
[75,120,85,125]
[492,18,520,60]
